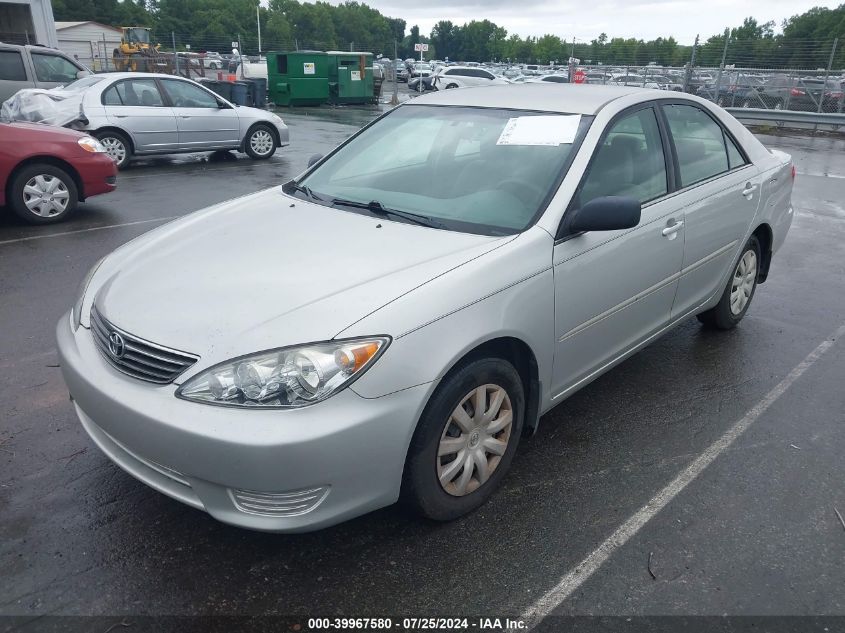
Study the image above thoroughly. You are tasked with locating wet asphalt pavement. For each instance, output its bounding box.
[1,104,844,627]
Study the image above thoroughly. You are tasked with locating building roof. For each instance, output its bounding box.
[55,21,122,33]
[410,83,649,115]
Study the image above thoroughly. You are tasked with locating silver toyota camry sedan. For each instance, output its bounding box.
[58,72,289,168]
[57,84,794,532]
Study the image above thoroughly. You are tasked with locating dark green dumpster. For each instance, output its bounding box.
[267,51,329,106]
[326,51,375,104]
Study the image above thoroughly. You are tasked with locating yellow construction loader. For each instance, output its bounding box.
[112,27,166,73]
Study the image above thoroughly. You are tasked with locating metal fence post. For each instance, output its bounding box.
[391,39,399,106]
[172,32,179,75]
[103,33,109,72]
[683,34,699,93]
[714,29,729,103]
[818,37,838,114]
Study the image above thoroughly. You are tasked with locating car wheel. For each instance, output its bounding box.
[244,124,277,159]
[95,130,132,169]
[773,100,783,110]
[401,357,524,521]
[697,235,761,330]
[717,96,725,106]
[10,164,78,225]
[209,62,218,70]
[741,99,753,108]
[445,83,459,90]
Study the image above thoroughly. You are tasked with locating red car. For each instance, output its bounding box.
[1,121,117,224]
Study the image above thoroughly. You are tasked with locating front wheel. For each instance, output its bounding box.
[10,164,78,224]
[95,130,132,169]
[244,125,277,159]
[697,235,761,330]
[401,357,524,521]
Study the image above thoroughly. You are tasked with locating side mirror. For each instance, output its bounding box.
[76,70,91,79]
[567,196,641,234]
[307,153,323,168]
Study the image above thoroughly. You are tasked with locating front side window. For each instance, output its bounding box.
[31,53,80,83]
[663,104,730,187]
[160,79,218,108]
[577,107,667,207]
[298,105,590,235]
[0,50,26,81]
[102,79,164,107]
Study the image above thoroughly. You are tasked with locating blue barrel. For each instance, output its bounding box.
[250,77,267,106]
[230,81,250,106]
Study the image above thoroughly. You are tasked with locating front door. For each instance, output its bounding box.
[551,105,684,400]
[101,78,178,152]
[158,78,240,149]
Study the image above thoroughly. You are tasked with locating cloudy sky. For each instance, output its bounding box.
[326,0,840,45]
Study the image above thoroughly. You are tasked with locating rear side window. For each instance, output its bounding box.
[725,134,746,169]
[578,107,668,206]
[663,104,729,187]
[0,50,27,81]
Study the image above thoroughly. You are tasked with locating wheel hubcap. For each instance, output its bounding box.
[437,384,513,497]
[250,130,273,155]
[101,137,126,164]
[23,174,69,217]
[730,250,757,315]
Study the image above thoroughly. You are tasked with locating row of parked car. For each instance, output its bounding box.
[1,42,290,225]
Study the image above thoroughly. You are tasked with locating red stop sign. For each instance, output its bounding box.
[573,69,586,84]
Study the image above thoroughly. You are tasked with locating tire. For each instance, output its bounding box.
[697,235,761,330]
[773,100,783,110]
[401,357,524,521]
[445,83,459,90]
[244,124,277,159]
[741,99,753,108]
[95,130,132,169]
[10,164,78,225]
[208,62,219,70]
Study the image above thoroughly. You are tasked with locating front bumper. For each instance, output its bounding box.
[78,153,118,200]
[56,312,429,532]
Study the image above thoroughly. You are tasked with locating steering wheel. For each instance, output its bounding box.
[497,179,544,203]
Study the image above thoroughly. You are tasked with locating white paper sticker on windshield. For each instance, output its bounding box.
[496,115,581,146]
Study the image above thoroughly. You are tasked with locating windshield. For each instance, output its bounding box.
[299,105,591,235]
[61,75,106,91]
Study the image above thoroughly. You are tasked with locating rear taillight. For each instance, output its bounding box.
[829,91,844,99]
[791,164,796,180]
[790,88,806,96]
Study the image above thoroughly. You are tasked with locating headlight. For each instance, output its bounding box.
[177,337,390,408]
[72,257,105,330]
[78,137,107,153]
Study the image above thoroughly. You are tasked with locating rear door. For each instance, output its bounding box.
[158,78,240,149]
[0,49,31,103]
[101,78,178,152]
[659,102,763,319]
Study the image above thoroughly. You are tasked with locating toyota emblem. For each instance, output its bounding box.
[108,331,126,359]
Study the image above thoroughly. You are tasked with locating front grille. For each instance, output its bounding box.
[231,486,330,517]
[90,307,198,384]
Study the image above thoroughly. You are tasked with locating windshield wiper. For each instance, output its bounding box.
[283,179,324,202]
[330,198,447,230]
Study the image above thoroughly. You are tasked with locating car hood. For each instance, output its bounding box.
[93,188,509,367]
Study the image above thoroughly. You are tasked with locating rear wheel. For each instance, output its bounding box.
[95,130,132,169]
[697,235,761,330]
[10,164,78,225]
[445,83,459,90]
[401,357,524,520]
[244,124,277,159]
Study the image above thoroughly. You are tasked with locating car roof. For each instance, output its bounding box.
[408,83,650,115]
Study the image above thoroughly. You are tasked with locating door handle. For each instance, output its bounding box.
[179,115,191,119]
[662,220,684,237]
[742,183,758,197]
[114,114,128,118]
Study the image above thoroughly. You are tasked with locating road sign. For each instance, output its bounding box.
[573,69,587,84]
[414,43,429,52]
[232,41,239,49]
[568,57,580,64]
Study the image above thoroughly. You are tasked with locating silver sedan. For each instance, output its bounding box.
[57,84,794,532]
[62,72,289,168]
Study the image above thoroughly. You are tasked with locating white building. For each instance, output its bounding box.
[56,20,122,71]
[0,0,58,47]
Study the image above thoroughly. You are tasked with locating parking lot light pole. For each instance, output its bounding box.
[391,39,399,106]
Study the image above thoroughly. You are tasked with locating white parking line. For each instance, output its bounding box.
[0,216,178,246]
[521,321,845,629]
[797,172,845,179]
